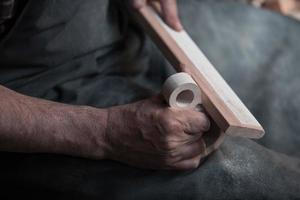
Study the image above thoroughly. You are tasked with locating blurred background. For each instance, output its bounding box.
[237,0,300,20]
[173,0,300,157]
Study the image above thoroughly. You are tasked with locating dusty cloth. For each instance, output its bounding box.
[0,0,299,199]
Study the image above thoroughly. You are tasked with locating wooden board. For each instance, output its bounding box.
[133,5,265,139]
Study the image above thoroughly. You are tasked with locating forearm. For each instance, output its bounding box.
[0,85,108,159]
[0,84,210,170]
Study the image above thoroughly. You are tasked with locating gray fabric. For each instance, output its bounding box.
[0,0,299,199]
[0,0,159,106]
[1,137,299,199]
[185,0,300,158]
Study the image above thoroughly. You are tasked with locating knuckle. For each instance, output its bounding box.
[164,119,182,133]
[203,119,211,132]
[154,109,170,122]
[198,112,211,131]
[152,110,162,123]
[152,108,162,118]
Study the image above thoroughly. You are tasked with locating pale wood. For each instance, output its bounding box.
[134,5,265,138]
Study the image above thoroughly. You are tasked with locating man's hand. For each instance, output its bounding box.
[0,85,209,170]
[104,95,210,170]
[132,0,183,31]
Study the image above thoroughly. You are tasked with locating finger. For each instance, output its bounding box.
[169,154,202,170]
[177,110,211,134]
[160,0,183,31]
[170,138,206,162]
[132,0,146,10]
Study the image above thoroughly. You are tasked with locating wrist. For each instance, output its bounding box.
[54,105,110,160]
[79,106,110,160]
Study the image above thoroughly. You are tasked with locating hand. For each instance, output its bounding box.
[132,0,183,31]
[104,95,210,170]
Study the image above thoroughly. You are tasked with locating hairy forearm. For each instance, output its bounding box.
[0,85,108,159]
[0,84,211,170]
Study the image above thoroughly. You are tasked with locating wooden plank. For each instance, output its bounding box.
[133,5,265,138]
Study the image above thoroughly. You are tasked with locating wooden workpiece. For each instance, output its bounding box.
[162,72,202,109]
[134,5,265,139]
[162,72,226,157]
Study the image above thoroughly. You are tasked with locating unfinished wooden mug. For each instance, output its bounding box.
[162,72,225,158]
[162,72,201,109]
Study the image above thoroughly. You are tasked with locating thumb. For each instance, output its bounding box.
[132,0,147,10]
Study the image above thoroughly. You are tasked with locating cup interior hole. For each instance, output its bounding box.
[176,90,194,108]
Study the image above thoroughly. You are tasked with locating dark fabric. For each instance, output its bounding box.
[0,0,14,20]
[0,0,27,37]
[1,137,299,199]
[0,0,164,106]
[0,0,15,35]
[189,0,300,158]
[0,0,299,199]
